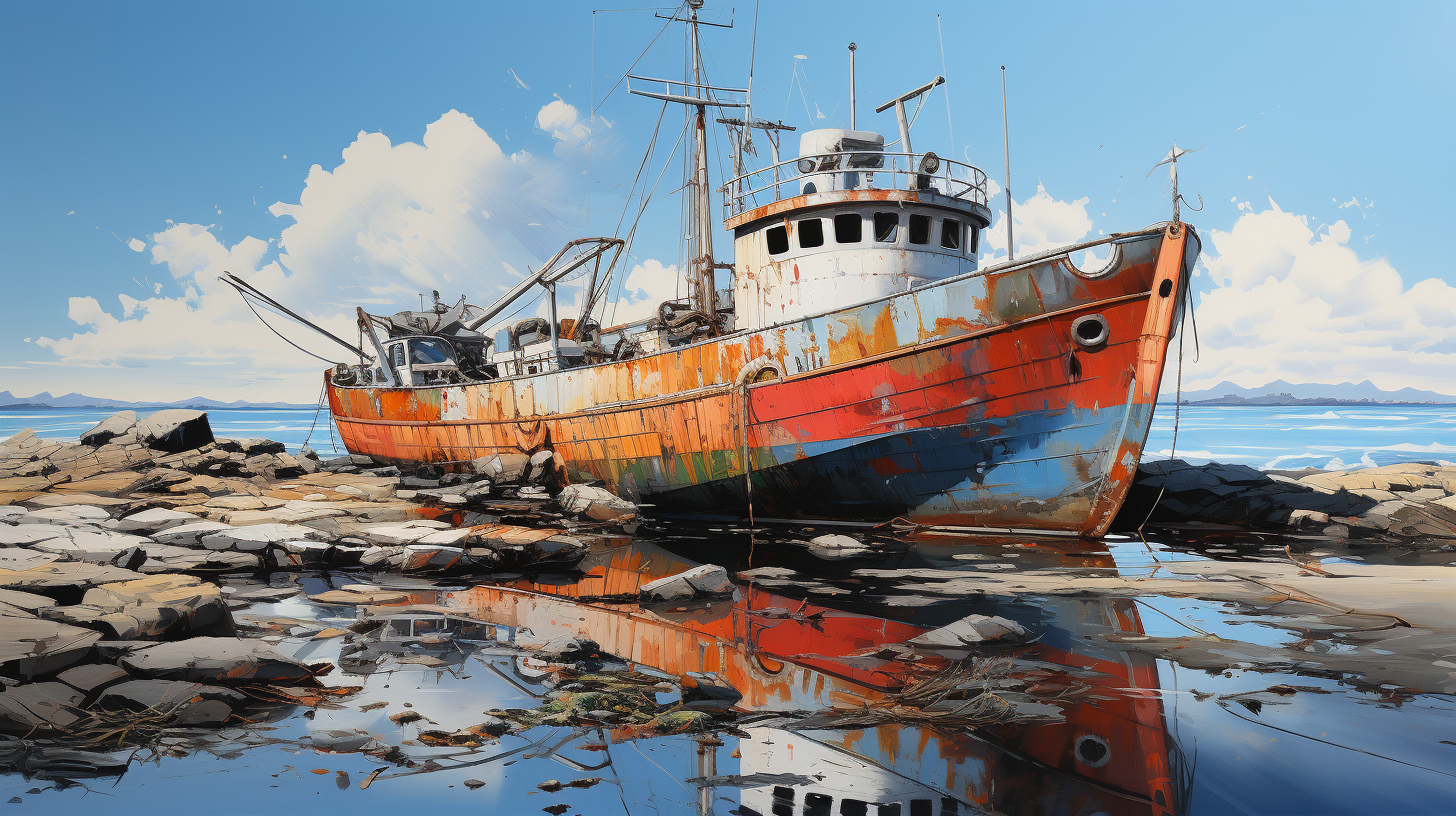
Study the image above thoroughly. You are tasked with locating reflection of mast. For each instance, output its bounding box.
[628,0,743,321]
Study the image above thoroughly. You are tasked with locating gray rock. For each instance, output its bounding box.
[0,617,102,676]
[119,637,313,683]
[0,682,85,733]
[641,564,734,601]
[555,484,637,520]
[79,411,137,446]
[114,507,197,533]
[0,524,69,548]
[134,409,214,453]
[805,534,871,560]
[152,520,234,547]
[95,679,239,724]
[25,505,112,525]
[56,663,130,696]
[201,523,324,551]
[909,614,1029,647]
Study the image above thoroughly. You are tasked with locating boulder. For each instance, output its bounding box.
[527,450,556,483]
[119,637,313,683]
[95,679,239,724]
[79,411,138,447]
[640,564,734,601]
[555,484,637,520]
[0,682,86,733]
[909,614,1029,647]
[32,528,150,565]
[0,617,102,676]
[471,453,529,482]
[56,663,131,697]
[134,409,214,453]
[805,534,872,560]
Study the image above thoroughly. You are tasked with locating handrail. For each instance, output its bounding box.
[719,151,989,219]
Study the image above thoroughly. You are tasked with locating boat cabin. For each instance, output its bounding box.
[724,127,992,330]
[380,336,465,386]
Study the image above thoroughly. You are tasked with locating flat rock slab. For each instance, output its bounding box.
[56,663,131,695]
[21,492,131,508]
[0,617,102,676]
[25,505,113,524]
[0,550,60,571]
[201,522,324,551]
[138,543,259,573]
[0,682,86,733]
[114,507,197,533]
[0,587,57,613]
[309,589,410,605]
[0,562,143,600]
[152,520,234,547]
[119,637,313,683]
[0,524,70,547]
[96,679,237,725]
[33,528,151,563]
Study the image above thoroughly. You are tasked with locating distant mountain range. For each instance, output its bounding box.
[0,391,313,410]
[1167,380,1456,406]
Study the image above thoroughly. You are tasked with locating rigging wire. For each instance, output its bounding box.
[238,292,345,366]
[937,13,954,158]
[591,1,688,115]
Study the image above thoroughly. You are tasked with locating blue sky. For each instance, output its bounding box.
[2,0,1452,401]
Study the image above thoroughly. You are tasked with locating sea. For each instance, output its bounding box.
[1,403,1453,470]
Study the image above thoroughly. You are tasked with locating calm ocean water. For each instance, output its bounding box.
[0,407,345,456]
[1,403,1452,470]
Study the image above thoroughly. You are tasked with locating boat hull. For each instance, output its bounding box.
[327,224,1197,536]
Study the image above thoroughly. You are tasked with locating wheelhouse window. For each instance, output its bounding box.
[798,217,825,248]
[803,792,832,816]
[873,212,898,243]
[409,338,454,365]
[833,213,862,243]
[968,226,980,255]
[766,225,790,255]
[908,214,930,245]
[941,219,962,250]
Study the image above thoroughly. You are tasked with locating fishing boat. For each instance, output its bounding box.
[245,2,1199,537]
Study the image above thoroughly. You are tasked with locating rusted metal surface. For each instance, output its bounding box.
[328,224,1196,535]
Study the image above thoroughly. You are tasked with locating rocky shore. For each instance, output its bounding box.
[3,408,1455,797]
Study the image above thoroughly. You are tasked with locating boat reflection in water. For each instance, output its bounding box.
[403,537,1187,816]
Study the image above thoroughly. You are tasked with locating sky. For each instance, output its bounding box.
[1,0,1453,403]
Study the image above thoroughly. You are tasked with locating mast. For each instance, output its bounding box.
[688,0,716,318]
[628,1,744,322]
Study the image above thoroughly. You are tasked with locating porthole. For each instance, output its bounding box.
[1159,278,1174,297]
[1075,734,1111,768]
[1071,314,1109,348]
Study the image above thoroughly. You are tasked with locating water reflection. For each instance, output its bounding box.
[10,532,1456,814]
[391,538,1188,816]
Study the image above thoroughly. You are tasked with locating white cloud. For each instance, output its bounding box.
[126,238,145,252]
[981,183,1093,260]
[534,96,607,159]
[1180,199,1456,394]
[15,107,662,403]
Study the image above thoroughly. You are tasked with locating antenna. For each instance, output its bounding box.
[848,42,857,130]
[874,75,944,156]
[1001,65,1013,260]
[1149,142,1201,225]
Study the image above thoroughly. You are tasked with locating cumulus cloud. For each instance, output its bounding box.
[16,106,632,402]
[981,183,1094,261]
[1180,199,1456,394]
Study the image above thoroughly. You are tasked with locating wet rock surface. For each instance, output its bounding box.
[4,416,1456,813]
